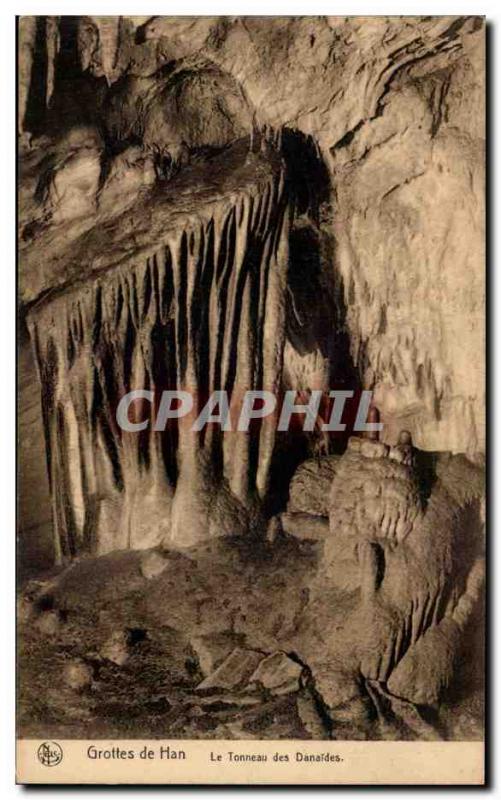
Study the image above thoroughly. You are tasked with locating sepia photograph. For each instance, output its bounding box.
[15,12,486,785]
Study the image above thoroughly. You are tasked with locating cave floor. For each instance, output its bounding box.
[17,534,484,741]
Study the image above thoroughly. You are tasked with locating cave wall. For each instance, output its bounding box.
[19,15,485,457]
[199,15,485,456]
[330,26,485,456]
[18,16,485,564]
[18,328,55,572]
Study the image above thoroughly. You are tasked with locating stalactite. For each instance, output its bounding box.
[92,16,121,85]
[45,16,60,108]
[18,17,37,135]
[26,163,290,557]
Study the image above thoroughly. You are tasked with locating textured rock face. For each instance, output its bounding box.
[19,15,484,486]
[332,37,485,456]
[198,17,484,458]
[18,330,55,570]
[25,144,289,557]
[205,15,485,456]
[17,17,485,744]
[287,455,339,517]
[328,436,422,547]
[18,17,484,542]
[320,437,484,711]
[17,447,484,740]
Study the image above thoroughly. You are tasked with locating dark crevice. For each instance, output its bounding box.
[332,121,364,151]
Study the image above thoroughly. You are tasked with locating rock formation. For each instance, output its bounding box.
[318,435,484,710]
[17,16,485,743]
[24,140,290,556]
[18,437,484,740]
[18,14,485,563]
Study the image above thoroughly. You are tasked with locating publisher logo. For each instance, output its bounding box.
[37,741,63,767]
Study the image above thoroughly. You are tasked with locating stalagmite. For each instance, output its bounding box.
[321,440,484,704]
